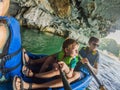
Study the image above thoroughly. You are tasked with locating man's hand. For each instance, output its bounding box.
[81,58,90,65]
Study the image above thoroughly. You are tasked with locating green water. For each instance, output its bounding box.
[21,28,64,55]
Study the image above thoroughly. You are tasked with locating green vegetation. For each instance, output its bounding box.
[99,38,120,57]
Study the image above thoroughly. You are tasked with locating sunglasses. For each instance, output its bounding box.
[92,43,99,47]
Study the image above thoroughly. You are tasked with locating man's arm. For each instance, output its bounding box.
[87,61,98,74]
[81,58,98,75]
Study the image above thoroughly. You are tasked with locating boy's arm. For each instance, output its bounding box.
[66,68,74,78]
[65,56,79,78]
[58,61,73,78]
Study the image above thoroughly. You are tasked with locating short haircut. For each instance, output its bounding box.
[62,38,79,50]
[88,36,99,43]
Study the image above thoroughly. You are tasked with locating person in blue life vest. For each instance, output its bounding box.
[13,38,84,89]
[0,0,22,82]
[75,36,100,77]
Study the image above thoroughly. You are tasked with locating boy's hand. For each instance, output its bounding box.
[58,61,69,72]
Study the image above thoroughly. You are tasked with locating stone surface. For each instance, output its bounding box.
[9,0,120,43]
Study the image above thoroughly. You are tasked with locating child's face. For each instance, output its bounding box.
[65,43,79,58]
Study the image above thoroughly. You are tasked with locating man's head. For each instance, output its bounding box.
[0,0,10,16]
[88,36,99,50]
[62,38,79,57]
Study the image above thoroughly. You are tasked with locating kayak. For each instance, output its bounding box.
[24,51,92,90]
[0,16,22,82]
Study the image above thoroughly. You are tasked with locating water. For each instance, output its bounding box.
[21,28,64,54]
[88,53,120,90]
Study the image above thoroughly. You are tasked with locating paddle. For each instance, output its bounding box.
[85,64,107,90]
[58,64,72,90]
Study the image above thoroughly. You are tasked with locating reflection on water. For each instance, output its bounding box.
[88,53,120,90]
[21,28,64,55]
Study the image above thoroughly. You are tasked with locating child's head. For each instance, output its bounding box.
[62,38,79,57]
[88,36,99,50]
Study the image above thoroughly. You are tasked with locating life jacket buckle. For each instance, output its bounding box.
[1,55,11,66]
[2,55,11,61]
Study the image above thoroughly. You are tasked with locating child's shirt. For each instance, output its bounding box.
[57,50,79,69]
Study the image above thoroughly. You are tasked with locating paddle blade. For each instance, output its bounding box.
[99,85,107,90]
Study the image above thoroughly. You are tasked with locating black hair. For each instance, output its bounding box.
[88,36,99,43]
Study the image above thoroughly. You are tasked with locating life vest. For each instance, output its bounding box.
[0,16,22,82]
[57,51,78,67]
[83,47,98,55]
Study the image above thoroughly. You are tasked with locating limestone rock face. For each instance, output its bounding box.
[48,0,71,18]
[23,6,53,28]
[9,0,120,43]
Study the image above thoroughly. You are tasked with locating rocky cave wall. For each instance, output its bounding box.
[9,0,120,44]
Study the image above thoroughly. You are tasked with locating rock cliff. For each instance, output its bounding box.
[9,0,120,43]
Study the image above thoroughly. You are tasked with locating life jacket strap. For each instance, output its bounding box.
[0,47,21,80]
[0,61,21,75]
[0,47,21,66]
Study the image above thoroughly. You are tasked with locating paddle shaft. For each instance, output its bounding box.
[85,64,103,87]
[58,65,72,90]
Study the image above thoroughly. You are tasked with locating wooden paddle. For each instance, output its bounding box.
[58,64,72,90]
[85,64,107,90]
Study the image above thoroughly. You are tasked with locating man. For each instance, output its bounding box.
[75,36,99,76]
